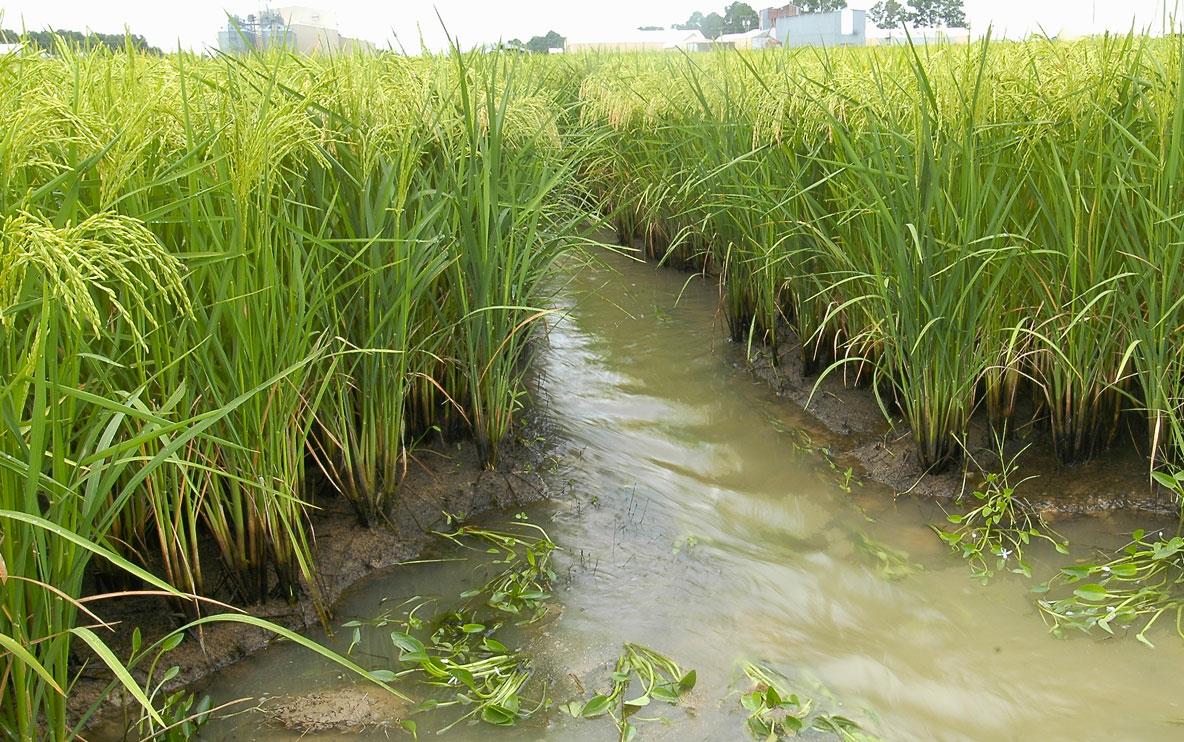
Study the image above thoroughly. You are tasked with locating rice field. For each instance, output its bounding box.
[0,42,585,737]
[578,35,1184,473]
[4,30,1184,739]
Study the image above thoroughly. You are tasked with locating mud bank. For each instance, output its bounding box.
[75,430,555,735]
[739,323,1180,517]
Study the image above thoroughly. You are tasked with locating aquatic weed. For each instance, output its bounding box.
[1036,528,1184,647]
[346,522,558,730]
[932,445,1068,583]
[560,643,697,741]
[739,662,882,741]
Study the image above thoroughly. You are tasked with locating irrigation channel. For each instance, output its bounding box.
[196,253,1184,740]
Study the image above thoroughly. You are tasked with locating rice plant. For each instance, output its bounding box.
[575,34,1184,479]
[0,35,587,736]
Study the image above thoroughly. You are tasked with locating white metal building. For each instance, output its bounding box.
[715,28,781,50]
[564,29,711,53]
[218,6,375,54]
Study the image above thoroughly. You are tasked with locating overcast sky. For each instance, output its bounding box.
[0,1,1178,52]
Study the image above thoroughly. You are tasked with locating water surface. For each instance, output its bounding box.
[199,253,1184,741]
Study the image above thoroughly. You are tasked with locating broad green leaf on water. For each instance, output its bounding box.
[581,694,613,718]
[481,704,517,726]
[391,631,427,661]
[679,669,697,692]
[624,694,650,709]
[450,667,477,690]
[1073,584,1109,601]
[483,637,508,653]
[765,686,781,707]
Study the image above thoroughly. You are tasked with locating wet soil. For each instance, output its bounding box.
[743,323,1179,517]
[73,430,555,735]
[259,685,412,736]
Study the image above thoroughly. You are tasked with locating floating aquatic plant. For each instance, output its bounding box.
[560,643,697,741]
[1036,528,1184,647]
[932,446,1068,583]
[739,662,882,741]
[346,523,558,730]
[853,533,924,581]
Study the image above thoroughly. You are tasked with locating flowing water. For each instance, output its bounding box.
[198,253,1184,741]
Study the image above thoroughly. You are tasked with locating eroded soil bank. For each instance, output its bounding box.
[740,323,1179,517]
[76,430,555,735]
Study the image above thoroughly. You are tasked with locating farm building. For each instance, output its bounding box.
[715,28,781,50]
[218,6,374,54]
[564,29,711,53]
[774,8,867,48]
[873,27,971,46]
[758,4,800,30]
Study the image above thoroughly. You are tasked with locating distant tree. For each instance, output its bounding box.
[796,0,848,12]
[722,2,759,33]
[525,30,565,52]
[868,0,911,28]
[870,0,966,29]
[676,4,758,37]
[700,12,726,39]
[0,27,161,54]
[674,11,706,30]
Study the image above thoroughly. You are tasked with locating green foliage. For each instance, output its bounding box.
[524,30,566,53]
[122,629,213,741]
[0,27,161,54]
[740,663,883,741]
[1037,528,1184,647]
[869,0,966,29]
[676,3,759,38]
[561,643,697,740]
[723,3,761,34]
[0,37,586,736]
[933,447,1068,583]
[577,33,1184,478]
[797,1,850,12]
[346,523,558,730]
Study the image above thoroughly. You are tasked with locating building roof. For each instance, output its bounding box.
[565,28,708,48]
[717,28,776,43]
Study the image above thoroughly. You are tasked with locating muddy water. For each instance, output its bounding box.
[198,253,1184,741]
